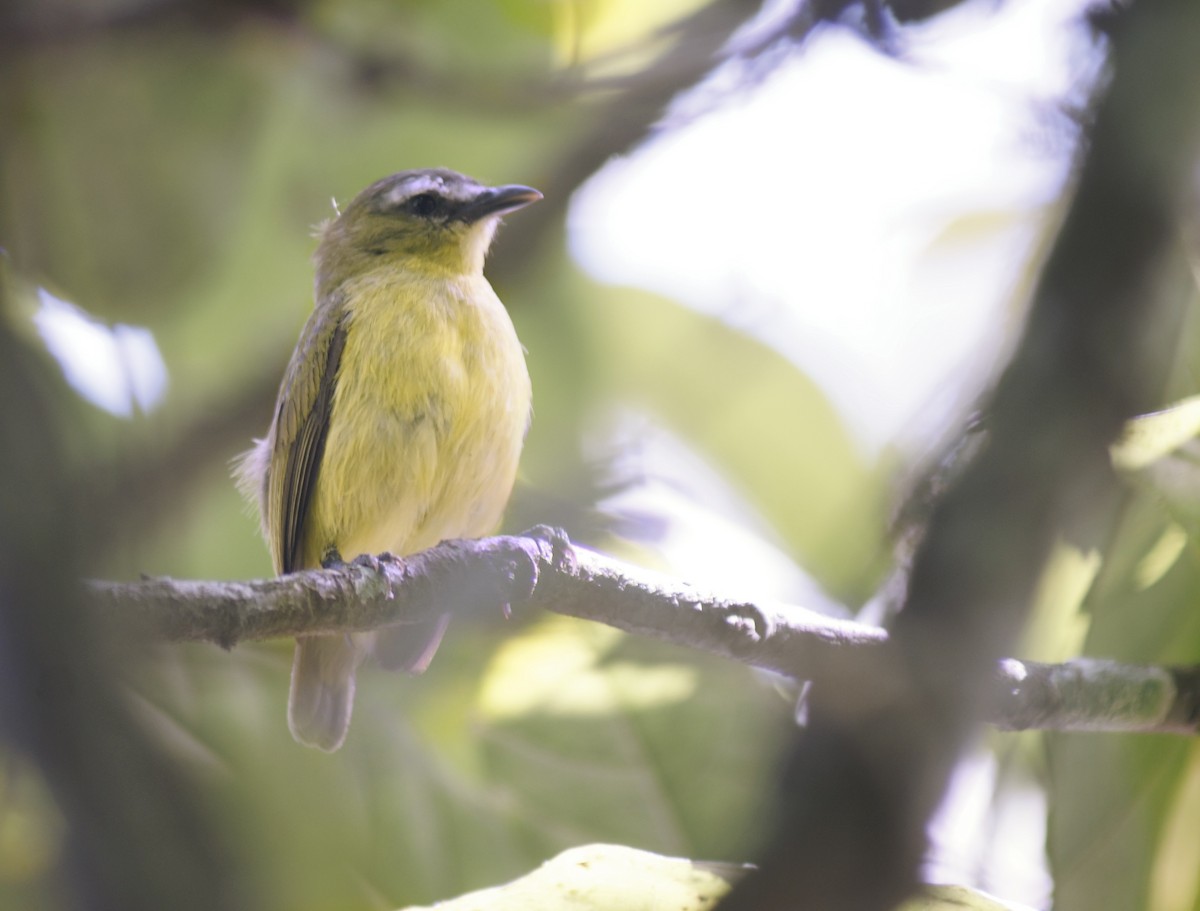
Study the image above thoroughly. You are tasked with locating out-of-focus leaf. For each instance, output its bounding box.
[398,843,746,911]
[1045,255,1200,911]
[902,884,1038,911]
[1129,523,1188,590]
[1047,486,1200,910]
[478,618,698,720]
[310,0,556,75]
[1,36,263,319]
[1112,395,1200,471]
[395,843,1035,911]
[475,616,789,862]
[1020,539,1096,663]
[549,0,712,72]
[1049,730,1193,911]
[575,277,886,599]
[1146,745,1200,911]
[120,608,789,911]
[0,757,63,908]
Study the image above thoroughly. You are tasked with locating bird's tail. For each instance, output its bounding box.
[288,634,366,752]
[373,612,452,674]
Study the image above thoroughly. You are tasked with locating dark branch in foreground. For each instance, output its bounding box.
[87,534,1200,735]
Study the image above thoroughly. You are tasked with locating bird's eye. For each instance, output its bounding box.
[407,193,442,218]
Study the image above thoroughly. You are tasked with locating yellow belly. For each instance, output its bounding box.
[301,268,531,567]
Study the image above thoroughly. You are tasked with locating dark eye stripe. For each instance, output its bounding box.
[407,193,443,217]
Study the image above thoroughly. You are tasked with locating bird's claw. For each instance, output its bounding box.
[520,524,574,571]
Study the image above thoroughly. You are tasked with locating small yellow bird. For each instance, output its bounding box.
[236,169,539,751]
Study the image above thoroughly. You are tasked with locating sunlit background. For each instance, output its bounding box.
[5,0,1198,910]
[575,0,1088,453]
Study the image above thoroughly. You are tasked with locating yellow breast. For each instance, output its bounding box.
[302,266,531,567]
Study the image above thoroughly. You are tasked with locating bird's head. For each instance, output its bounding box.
[314,169,541,292]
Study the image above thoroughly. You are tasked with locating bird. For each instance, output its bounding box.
[235,168,539,751]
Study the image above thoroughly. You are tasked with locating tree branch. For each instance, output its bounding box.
[992,658,1200,735]
[86,534,1200,735]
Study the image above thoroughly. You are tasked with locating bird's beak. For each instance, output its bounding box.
[456,185,543,223]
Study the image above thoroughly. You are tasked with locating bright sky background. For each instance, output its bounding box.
[34,287,168,417]
[570,0,1097,454]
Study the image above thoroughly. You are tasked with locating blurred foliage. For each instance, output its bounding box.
[397,842,1036,911]
[1037,247,1200,911]
[101,617,789,910]
[3,0,1200,910]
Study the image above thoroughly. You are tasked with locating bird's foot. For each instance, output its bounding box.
[519,524,575,572]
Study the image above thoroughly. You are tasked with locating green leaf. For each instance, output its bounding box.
[902,884,1039,911]
[1047,487,1200,911]
[1112,395,1200,471]
[395,844,1036,911]
[574,277,886,599]
[398,843,745,911]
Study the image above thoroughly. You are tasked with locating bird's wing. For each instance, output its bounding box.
[266,297,349,574]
